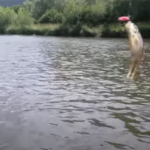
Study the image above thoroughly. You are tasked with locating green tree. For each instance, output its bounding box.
[16,7,34,26]
[0,6,17,32]
[23,0,55,19]
[39,9,63,23]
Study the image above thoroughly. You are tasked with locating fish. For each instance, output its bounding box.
[118,17,145,79]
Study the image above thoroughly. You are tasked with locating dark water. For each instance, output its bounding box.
[0,35,150,150]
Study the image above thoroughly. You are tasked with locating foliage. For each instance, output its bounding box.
[10,5,23,13]
[0,0,150,37]
[15,7,34,26]
[23,0,55,19]
[0,6,34,33]
[0,0,150,23]
[63,0,107,26]
[5,24,60,35]
[0,6,17,33]
[22,0,150,24]
[39,9,63,23]
[104,0,150,23]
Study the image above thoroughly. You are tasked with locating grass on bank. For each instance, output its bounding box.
[102,23,150,38]
[5,24,60,35]
[4,23,150,38]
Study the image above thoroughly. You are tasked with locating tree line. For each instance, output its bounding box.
[0,0,149,36]
[22,0,150,24]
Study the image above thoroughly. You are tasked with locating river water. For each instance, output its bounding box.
[0,35,150,150]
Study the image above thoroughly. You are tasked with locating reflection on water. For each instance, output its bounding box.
[0,35,149,150]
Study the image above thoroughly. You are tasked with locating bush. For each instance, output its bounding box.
[39,9,64,24]
[0,6,17,33]
[63,0,83,25]
[63,0,107,26]
[5,24,60,36]
[136,23,150,38]
[16,8,34,27]
[100,23,150,38]
[81,25,104,37]
[6,25,31,35]
[101,24,126,38]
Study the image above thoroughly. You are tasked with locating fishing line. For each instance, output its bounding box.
[127,0,132,20]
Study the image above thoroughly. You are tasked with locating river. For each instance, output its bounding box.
[0,35,150,150]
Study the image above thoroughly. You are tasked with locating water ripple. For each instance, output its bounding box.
[0,36,149,150]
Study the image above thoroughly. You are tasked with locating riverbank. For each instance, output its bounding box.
[4,23,150,38]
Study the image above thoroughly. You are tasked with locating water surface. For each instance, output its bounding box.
[0,35,150,150]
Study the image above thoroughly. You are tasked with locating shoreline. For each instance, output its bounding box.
[2,23,150,39]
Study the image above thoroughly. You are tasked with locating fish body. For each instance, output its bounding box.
[118,16,145,79]
[125,21,144,60]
